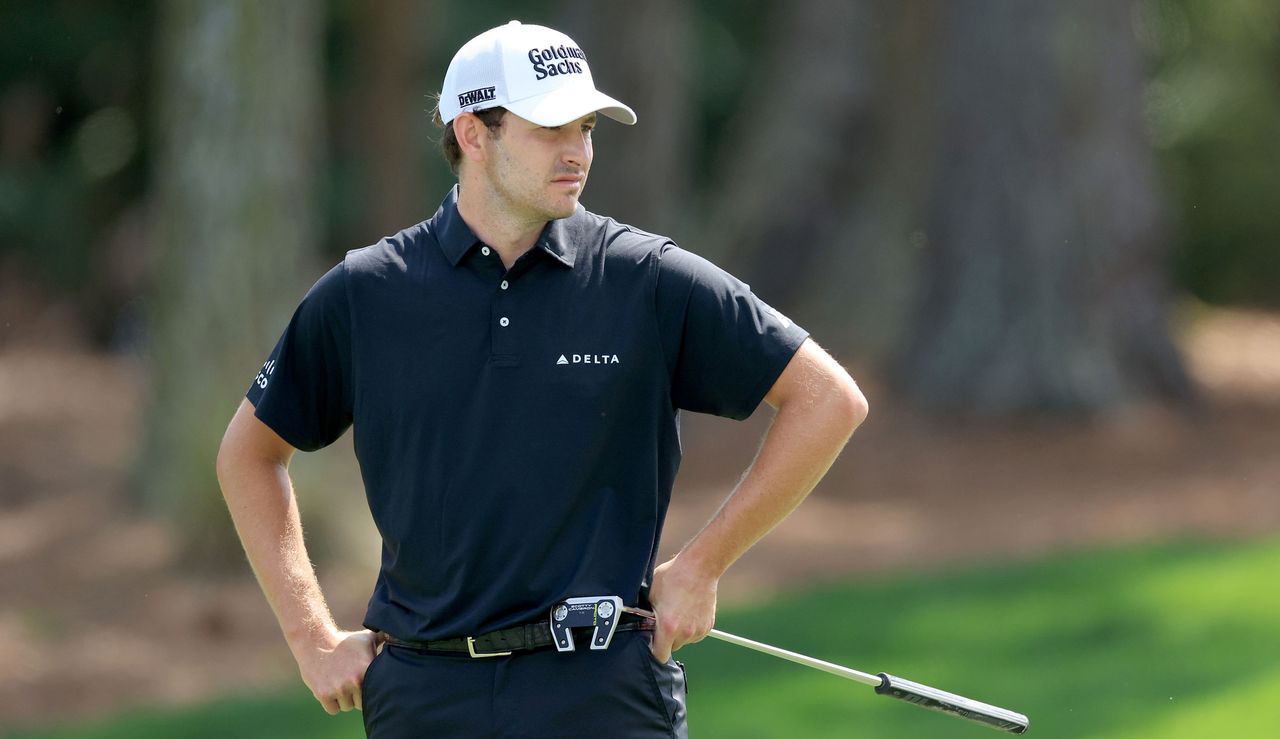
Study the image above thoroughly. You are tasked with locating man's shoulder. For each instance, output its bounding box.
[571,207,674,263]
[343,219,434,277]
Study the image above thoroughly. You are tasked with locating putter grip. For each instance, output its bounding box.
[876,673,1029,734]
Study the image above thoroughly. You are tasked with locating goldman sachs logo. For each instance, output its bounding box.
[528,44,587,81]
[557,353,620,365]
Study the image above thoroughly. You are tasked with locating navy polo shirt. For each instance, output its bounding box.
[246,186,809,642]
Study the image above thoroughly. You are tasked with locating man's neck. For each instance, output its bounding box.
[455,181,546,270]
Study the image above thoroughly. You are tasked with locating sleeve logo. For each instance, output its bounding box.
[756,297,793,329]
[254,359,276,389]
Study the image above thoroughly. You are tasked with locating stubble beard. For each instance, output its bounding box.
[487,144,583,223]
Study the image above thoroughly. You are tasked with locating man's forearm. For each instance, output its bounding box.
[647,342,867,661]
[215,449,336,654]
[216,413,377,716]
[679,370,866,579]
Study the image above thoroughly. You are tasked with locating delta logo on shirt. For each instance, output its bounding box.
[556,353,620,365]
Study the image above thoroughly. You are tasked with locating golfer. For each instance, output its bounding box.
[216,20,866,738]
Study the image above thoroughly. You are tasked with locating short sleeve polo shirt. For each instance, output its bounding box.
[246,186,809,641]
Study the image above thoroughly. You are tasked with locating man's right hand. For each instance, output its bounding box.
[294,627,380,714]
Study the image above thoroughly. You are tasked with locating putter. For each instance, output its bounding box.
[623,607,1029,734]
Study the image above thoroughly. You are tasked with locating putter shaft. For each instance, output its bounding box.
[705,628,882,687]
[621,606,1029,734]
[622,606,878,685]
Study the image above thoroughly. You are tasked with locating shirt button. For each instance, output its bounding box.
[499,317,510,327]
[500,280,509,290]
[481,246,491,256]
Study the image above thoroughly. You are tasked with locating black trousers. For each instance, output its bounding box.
[362,629,689,738]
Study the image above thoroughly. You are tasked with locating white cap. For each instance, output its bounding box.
[439,21,636,127]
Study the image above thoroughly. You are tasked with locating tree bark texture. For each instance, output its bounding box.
[787,1,943,356]
[894,0,1194,416]
[351,0,435,237]
[556,0,695,237]
[140,0,323,568]
[694,0,879,308]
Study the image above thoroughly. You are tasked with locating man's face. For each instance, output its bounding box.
[481,112,596,222]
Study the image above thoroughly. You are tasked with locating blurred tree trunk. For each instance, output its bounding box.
[894,0,1195,416]
[139,0,323,569]
[352,0,433,236]
[681,0,941,364]
[695,0,880,306]
[556,0,694,236]
[787,1,942,357]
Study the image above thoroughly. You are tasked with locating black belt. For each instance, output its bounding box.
[382,612,652,658]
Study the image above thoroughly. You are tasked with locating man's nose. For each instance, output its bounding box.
[563,130,590,167]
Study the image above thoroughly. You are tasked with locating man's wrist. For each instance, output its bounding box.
[284,617,340,654]
[673,542,728,584]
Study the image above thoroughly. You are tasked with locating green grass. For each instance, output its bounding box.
[681,537,1280,737]
[7,537,1279,738]
[1,689,364,739]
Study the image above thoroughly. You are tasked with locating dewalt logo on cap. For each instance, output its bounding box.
[457,86,497,107]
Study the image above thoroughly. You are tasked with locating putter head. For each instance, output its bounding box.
[549,595,624,652]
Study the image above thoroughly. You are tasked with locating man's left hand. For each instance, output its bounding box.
[648,556,718,663]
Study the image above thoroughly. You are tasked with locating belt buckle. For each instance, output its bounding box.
[466,636,512,658]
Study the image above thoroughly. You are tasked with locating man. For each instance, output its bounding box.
[216,20,866,738]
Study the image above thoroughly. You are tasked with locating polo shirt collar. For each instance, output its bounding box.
[433,186,478,266]
[433,186,579,269]
[539,215,578,268]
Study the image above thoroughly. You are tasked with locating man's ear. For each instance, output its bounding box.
[454,113,488,164]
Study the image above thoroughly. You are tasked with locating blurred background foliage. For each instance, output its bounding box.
[2,0,1277,346]
[3,0,1278,562]
[2,1,1279,734]
[1144,0,1280,306]
[1,1,154,343]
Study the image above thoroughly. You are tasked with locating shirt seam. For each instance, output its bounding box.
[650,242,688,403]
[340,255,357,424]
[739,327,810,420]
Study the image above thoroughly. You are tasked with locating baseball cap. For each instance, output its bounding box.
[438,20,637,128]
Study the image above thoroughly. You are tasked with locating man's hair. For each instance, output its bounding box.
[433,103,508,176]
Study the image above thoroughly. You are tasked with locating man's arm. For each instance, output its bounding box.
[648,339,868,662]
[215,398,375,714]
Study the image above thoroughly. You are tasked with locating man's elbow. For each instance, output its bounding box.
[828,372,869,440]
[216,400,294,488]
[215,432,241,491]
[215,412,260,491]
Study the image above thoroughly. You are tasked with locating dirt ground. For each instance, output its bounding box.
[1,307,1277,728]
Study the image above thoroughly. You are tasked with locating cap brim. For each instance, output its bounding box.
[505,85,636,127]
